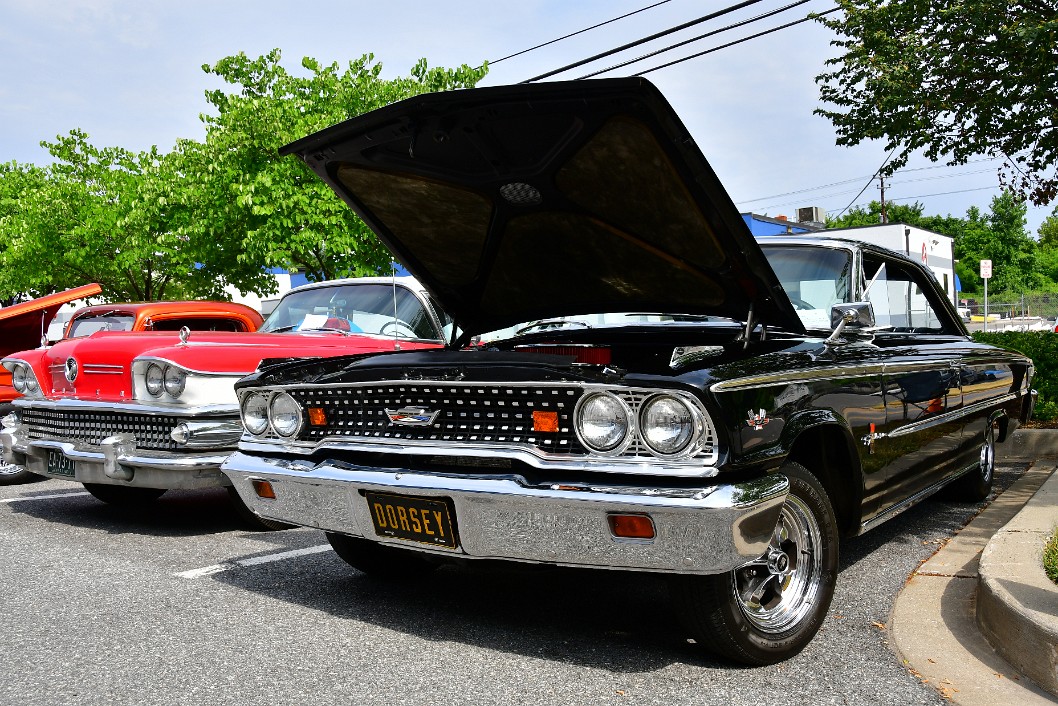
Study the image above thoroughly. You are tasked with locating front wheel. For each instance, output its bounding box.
[0,462,46,486]
[83,483,167,506]
[670,462,839,665]
[326,532,439,579]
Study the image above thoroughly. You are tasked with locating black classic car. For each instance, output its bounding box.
[221,78,1035,664]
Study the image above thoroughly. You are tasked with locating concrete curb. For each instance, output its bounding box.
[976,466,1058,697]
[997,428,1058,462]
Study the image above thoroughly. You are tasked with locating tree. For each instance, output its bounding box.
[815,1,1058,205]
[179,50,487,285]
[0,131,275,302]
[954,192,1039,294]
[1039,206,1058,248]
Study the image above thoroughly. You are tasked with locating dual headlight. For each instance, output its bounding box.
[10,363,40,395]
[144,362,187,399]
[241,391,302,438]
[575,390,706,458]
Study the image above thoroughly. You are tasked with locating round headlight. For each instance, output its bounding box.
[11,366,27,393]
[242,392,270,436]
[575,392,629,452]
[145,363,164,397]
[163,365,187,398]
[269,392,303,438]
[640,395,696,456]
[25,373,38,392]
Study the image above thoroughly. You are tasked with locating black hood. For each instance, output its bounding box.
[280,77,804,338]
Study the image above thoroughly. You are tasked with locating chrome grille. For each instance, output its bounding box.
[21,408,181,451]
[289,383,585,453]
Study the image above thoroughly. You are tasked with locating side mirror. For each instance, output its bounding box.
[826,302,876,344]
[830,302,876,329]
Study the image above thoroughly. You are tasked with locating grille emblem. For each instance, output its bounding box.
[385,406,440,427]
[64,357,78,382]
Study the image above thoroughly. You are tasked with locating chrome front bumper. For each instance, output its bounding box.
[222,451,789,575]
[1,427,233,490]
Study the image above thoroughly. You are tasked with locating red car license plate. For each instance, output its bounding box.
[365,492,458,549]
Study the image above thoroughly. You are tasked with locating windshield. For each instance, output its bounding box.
[760,245,853,330]
[260,283,441,340]
[68,314,135,338]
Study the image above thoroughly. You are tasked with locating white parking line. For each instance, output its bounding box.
[175,543,333,579]
[1,491,92,504]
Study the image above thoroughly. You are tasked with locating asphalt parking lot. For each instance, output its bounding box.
[0,465,1030,706]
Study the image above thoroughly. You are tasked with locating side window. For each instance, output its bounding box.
[865,258,945,332]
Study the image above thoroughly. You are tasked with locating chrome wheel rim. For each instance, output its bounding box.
[732,494,823,634]
[980,424,996,484]
[0,462,24,477]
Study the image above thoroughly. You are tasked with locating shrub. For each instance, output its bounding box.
[971,331,1058,422]
[1044,529,1058,585]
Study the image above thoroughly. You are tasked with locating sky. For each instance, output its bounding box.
[0,0,1051,237]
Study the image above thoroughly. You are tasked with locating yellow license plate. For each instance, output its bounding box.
[365,492,458,549]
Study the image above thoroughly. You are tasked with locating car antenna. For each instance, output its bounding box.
[391,263,401,351]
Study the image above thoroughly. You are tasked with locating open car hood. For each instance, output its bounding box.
[281,78,803,338]
[0,283,102,356]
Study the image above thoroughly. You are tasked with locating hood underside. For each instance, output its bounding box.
[281,78,803,338]
[0,283,102,356]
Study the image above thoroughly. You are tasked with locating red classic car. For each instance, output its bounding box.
[0,293,263,485]
[1,277,447,526]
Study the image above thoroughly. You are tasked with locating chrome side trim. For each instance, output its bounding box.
[711,364,887,392]
[885,392,1020,439]
[860,461,978,533]
[82,364,124,375]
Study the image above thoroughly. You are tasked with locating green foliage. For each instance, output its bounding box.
[0,50,487,302]
[815,1,1058,205]
[1039,206,1058,248]
[1044,529,1058,585]
[184,50,487,284]
[971,331,1058,421]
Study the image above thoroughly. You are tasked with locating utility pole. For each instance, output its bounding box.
[878,175,888,223]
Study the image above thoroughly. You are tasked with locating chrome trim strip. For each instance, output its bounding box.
[82,364,124,375]
[886,392,1019,439]
[236,436,721,478]
[221,451,788,574]
[13,397,238,416]
[860,462,977,533]
[711,364,887,392]
[135,356,254,378]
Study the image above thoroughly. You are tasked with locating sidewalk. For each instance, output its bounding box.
[890,430,1058,704]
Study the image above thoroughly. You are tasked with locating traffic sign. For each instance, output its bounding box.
[980,259,992,279]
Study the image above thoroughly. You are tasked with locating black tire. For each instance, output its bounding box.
[326,532,438,579]
[83,483,167,506]
[226,486,294,531]
[670,462,839,665]
[945,421,996,502]
[0,462,46,485]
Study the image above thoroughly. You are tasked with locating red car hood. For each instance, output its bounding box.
[9,329,439,402]
[0,283,102,357]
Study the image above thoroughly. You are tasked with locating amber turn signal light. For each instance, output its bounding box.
[532,410,559,432]
[308,407,327,426]
[251,479,276,499]
[608,514,655,539]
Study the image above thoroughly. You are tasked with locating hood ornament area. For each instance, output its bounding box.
[179,326,191,344]
[385,407,440,427]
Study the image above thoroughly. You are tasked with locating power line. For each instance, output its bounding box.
[833,148,898,220]
[487,1,675,66]
[577,0,814,80]
[634,6,841,77]
[522,0,766,83]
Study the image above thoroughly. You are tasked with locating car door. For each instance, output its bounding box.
[865,255,975,508]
